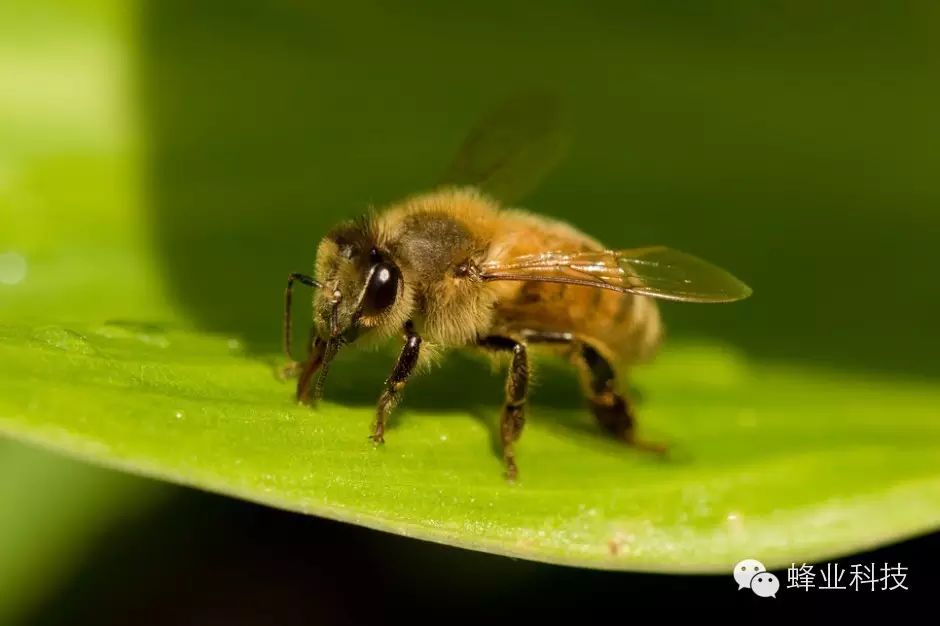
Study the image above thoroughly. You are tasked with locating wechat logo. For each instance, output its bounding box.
[734,559,780,598]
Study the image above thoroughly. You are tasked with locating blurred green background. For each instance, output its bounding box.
[2,0,937,622]
[142,0,938,374]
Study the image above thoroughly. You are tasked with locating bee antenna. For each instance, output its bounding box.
[283,273,322,363]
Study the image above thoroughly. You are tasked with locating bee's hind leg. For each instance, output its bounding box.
[520,331,666,456]
[478,336,529,481]
[578,343,667,455]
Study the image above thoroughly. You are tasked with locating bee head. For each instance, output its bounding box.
[307,218,413,398]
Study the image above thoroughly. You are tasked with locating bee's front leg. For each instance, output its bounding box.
[478,336,529,481]
[295,336,328,404]
[372,322,422,443]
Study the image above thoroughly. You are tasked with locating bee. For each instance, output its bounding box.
[283,94,751,479]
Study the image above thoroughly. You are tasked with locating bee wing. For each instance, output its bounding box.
[480,246,752,303]
[438,91,569,205]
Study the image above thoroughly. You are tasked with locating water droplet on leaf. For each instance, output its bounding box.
[0,251,27,285]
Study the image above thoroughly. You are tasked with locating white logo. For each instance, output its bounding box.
[733,558,779,598]
[733,558,766,590]
[751,573,780,598]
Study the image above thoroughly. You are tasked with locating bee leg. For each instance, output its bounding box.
[579,343,666,455]
[479,336,529,481]
[295,336,328,404]
[372,322,422,444]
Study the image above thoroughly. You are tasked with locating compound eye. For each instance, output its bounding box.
[361,262,400,316]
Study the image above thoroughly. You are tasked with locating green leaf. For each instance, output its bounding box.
[2,321,939,571]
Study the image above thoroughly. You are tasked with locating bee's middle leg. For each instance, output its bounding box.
[372,322,422,444]
[478,336,529,480]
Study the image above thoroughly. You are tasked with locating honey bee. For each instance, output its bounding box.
[283,94,751,479]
